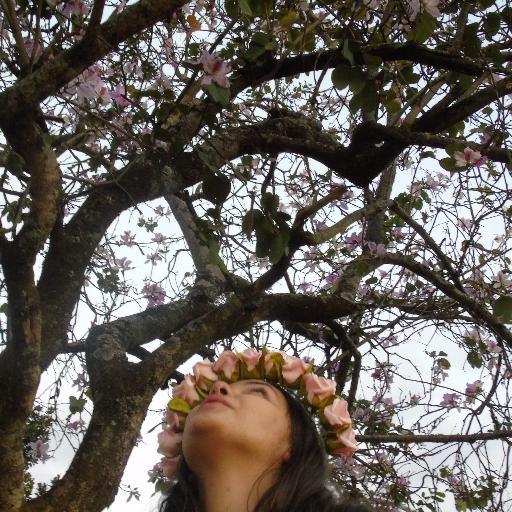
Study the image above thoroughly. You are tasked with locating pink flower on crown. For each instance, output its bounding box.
[282,355,311,385]
[303,373,337,406]
[160,455,180,478]
[213,351,240,380]
[264,350,286,372]
[157,427,183,458]
[238,348,261,371]
[192,359,219,391]
[333,427,357,457]
[323,398,352,429]
[165,410,180,429]
[165,409,187,430]
[172,374,200,404]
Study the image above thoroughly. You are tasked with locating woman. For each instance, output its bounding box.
[157,377,371,512]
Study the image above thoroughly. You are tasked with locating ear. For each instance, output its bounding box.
[282,449,291,463]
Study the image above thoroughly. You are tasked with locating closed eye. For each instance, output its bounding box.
[251,387,268,396]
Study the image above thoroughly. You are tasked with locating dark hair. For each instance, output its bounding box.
[158,383,371,512]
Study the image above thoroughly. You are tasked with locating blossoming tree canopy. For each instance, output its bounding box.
[0,0,511,510]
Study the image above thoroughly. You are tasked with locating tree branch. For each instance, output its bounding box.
[359,430,512,444]
[0,0,188,115]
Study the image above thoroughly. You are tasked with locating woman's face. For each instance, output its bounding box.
[182,379,291,471]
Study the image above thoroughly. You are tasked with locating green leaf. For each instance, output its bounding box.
[467,350,483,369]
[261,192,279,216]
[349,82,378,115]
[224,0,239,17]
[280,10,299,27]
[286,26,315,51]
[332,64,366,93]
[401,65,420,84]
[503,7,512,28]
[269,234,285,263]
[439,157,458,172]
[238,0,253,15]
[240,0,274,17]
[341,39,355,66]
[462,22,481,58]
[493,296,512,323]
[255,230,273,258]
[202,172,231,205]
[484,12,501,38]
[69,396,87,414]
[167,396,192,414]
[407,12,437,44]
[242,210,255,239]
[204,83,231,106]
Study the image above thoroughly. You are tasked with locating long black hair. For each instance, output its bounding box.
[158,382,371,512]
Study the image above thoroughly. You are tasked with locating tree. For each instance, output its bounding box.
[0,0,511,510]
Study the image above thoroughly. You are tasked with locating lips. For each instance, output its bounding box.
[203,396,231,408]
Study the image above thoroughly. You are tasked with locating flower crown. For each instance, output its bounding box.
[155,347,358,480]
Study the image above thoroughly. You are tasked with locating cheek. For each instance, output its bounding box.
[247,405,290,444]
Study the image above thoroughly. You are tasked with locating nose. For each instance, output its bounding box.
[209,380,231,397]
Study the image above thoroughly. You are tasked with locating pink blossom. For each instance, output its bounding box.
[66,419,85,431]
[28,439,50,461]
[111,84,129,107]
[172,374,200,405]
[396,477,409,488]
[116,0,127,12]
[487,340,502,354]
[120,230,135,246]
[114,257,132,271]
[213,351,240,380]
[192,359,219,391]
[282,355,312,385]
[157,427,183,458]
[458,218,473,230]
[324,272,339,288]
[492,270,511,289]
[199,50,231,88]
[163,37,178,67]
[345,231,364,250]
[152,232,165,243]
[333,427,357,457]
[479,132,492,144]
[423,0,441,17]
[453,147,486,167]
[237,348,261,371]
[61,0,90,17]
[297,282,311,293]
[148,462,162,482]
[440,392,460,409]
[24,38,42,62]
[69,65,110,104]
[323,398,352,429]
[366,241,386,256]
[402,0,441,23]
[465,380,483,400]
[145,252,163,265]
[142,282,166,308]
[303,373,337,406]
